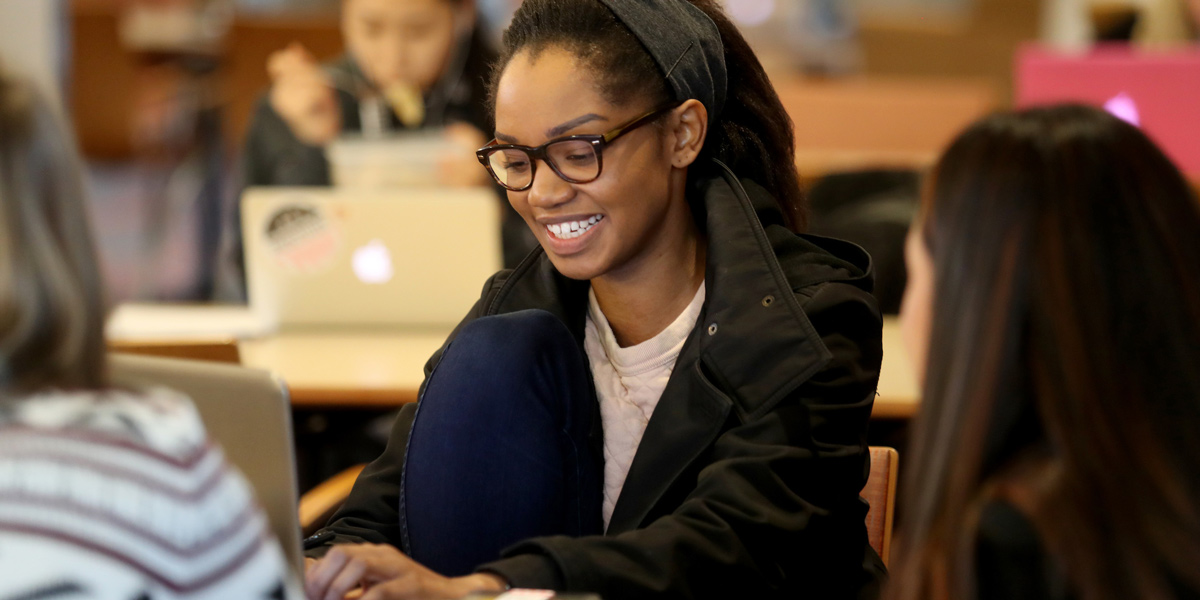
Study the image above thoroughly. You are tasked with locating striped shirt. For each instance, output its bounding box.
[0,388,300,600]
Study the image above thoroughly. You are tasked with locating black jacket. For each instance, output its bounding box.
[307,162,888,599]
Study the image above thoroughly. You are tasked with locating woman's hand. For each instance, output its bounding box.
[268,42,342,146]
[305,543,507,600]
[437,122,492,188]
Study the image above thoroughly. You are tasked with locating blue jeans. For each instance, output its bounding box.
[399,310,604,577]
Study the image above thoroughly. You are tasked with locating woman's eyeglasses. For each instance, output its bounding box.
[476,103,681,192]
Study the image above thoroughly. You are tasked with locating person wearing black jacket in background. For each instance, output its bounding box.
[303,1,887,599]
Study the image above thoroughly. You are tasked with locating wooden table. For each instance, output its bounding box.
[236,318,923,418]
[239,329,450,408]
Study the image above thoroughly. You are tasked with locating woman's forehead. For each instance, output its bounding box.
[344,0,450,19]
[494,48,616,142]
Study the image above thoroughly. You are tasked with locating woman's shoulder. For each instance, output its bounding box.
[0,386,209,459]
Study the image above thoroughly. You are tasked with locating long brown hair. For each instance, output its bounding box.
[0,72,108,393]
[490,0,807,231]
[888,105,1200,600]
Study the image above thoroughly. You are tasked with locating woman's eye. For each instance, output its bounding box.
[565,153,595,164]
[504,160,530,173]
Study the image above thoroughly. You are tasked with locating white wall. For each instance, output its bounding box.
[0,0,65,108]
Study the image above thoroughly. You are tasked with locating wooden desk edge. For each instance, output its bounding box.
[288,388,419,409]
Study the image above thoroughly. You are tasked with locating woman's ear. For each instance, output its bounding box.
[668,99,708,169]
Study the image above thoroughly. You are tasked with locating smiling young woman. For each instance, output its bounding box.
[302,2,886,599]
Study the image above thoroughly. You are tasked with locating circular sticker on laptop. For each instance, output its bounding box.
[262,201,340,273]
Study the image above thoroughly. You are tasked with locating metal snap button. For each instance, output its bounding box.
[707,323,718,336]
[762,295,775,307]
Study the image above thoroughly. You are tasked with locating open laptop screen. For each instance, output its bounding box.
[1015,44,1200,178]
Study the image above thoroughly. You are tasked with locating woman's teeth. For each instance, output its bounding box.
[547,215,603,240]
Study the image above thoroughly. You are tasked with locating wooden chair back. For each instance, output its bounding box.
[864,446,899,565]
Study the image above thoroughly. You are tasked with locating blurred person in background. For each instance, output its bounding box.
[0,70,299,599]
[888,104,1200,600]
[721,0,862,76]
[476,0,521,45]
[235,0,537,295]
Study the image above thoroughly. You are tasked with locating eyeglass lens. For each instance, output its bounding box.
[486,139,600,190]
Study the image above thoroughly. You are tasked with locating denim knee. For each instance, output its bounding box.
[421,310,588,421]
[452,309,577,364]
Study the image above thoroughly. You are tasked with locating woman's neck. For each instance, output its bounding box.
[591,209,707,348]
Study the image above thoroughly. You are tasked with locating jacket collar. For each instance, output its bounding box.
[690,162,833,422]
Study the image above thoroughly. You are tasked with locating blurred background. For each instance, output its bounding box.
[2,0,1198,490]
[1,0,1195,305]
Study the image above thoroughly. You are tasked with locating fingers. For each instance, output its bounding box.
[437,124,492,187]
[306,545,417,600]
[442,122,488,149]
[305,547,350,600]
[269,69,341,145]
[358,575,419,600]
[268,42,318,80]
[355,570,504,600]
[323,555,369,600]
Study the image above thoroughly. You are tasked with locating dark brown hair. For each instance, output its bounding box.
[490,0,806,231]
[0,72,108,393]
[888,104,1200,600]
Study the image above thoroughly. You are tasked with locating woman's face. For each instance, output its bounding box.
[493,47,693,282]
[899,223,934,387]
[342,0,464,92]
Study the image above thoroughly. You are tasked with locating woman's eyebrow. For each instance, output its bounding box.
[546,114,608,138]
[494,114,610,145]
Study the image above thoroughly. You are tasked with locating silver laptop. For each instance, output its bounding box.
[108,354,304,576]
[241,187,503,330]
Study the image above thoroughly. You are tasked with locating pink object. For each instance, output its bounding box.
[1015,44,1200,177]
[1103,92,1141,126]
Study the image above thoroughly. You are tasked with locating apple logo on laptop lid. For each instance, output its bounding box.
[352,240,394,285]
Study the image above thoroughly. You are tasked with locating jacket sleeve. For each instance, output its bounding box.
[478,281,885,599]
[242,95,332,188]
[304,274,504,557]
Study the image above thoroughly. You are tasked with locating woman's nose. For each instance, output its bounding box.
[526,161,572,208]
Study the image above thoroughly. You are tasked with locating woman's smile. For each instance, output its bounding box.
[538,213,607,255]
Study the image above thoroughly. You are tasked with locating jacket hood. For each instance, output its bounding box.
[719,175,874,295]
[686,161,874,421]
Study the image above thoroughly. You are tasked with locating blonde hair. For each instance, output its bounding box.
[0,72,107,392]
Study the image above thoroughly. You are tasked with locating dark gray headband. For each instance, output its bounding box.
[596,0,727,125]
